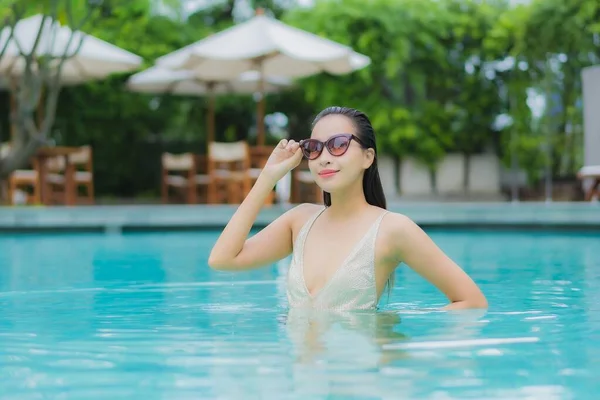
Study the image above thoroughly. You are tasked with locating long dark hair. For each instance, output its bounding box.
[312,106,387,210]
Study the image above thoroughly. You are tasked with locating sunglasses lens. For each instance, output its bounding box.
[301,141,322,160]
[327,135,351,156]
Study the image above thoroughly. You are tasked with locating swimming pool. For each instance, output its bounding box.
[0,229,598,399]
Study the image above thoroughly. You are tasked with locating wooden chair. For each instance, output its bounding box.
[291,159,322,204]
[8,170,41,205]
[207,141,251,204]
[43,156,66,204]
[1,142,41,205]
[577,165,600,201]
[69,146,94,203]
[45,146,95,205]
[161,152,209,204]
[194,154,210,203]
[250,145,276,205]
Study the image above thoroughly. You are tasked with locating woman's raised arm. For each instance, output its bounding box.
[208,139,304,271]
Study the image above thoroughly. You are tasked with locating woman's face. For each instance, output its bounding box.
[307,114,374,193]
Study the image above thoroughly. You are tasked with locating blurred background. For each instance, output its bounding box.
[1,0,599,205]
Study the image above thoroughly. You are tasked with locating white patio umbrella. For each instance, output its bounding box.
[0,14,143,84]
[0,14,143,135]
[126,66,291,143]
[155,9,370,145]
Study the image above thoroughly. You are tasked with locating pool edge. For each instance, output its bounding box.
[1,202,600,233]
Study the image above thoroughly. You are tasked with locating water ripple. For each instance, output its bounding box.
[1,230,599,398]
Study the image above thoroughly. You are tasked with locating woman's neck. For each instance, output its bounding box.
[326,184,370,219]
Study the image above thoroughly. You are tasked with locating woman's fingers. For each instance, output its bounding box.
[286,140,298,152]
[276,139,301,158]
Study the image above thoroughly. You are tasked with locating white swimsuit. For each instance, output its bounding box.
[286,208,389,311]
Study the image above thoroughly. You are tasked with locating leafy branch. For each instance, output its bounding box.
[0,0,103,184]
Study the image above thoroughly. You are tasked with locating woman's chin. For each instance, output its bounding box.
[316,181,343,194]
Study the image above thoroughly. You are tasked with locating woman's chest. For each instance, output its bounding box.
[302,228,366,270]
[298,225,397,297]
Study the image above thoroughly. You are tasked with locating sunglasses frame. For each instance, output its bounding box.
[298,133,367,160]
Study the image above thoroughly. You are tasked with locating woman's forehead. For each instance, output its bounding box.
[311,115,355,139]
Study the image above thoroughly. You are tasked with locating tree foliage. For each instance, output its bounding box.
[0,0,105,184]
[0,0,598,199]
[486,0,600,182]
[283,0,507,191]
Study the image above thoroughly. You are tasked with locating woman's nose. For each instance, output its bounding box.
[318,151,333,166]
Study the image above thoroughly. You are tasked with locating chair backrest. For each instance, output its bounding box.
[208,141,250,174]
[162,152,195,172]
[69,146,92,167]
[43,146,93,173]
[46,156,65,172]
[209,141,249,162]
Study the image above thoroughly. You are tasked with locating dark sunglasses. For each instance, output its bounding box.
[298,133,366,160]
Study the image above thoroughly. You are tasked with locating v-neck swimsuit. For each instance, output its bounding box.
[286,207,389,311]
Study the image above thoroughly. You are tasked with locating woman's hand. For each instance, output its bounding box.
[260,139,304,185]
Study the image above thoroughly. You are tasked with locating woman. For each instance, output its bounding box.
[209,106,487,311]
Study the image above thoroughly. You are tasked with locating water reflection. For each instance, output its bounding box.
[278,307,491,398]
[283,308,409,365]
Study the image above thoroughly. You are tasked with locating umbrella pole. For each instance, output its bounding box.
[207,84,215,145]
[256,61,265,146]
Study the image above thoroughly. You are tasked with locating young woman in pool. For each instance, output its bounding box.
[208,106,487,311]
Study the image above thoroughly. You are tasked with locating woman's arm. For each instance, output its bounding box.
[208,139,304,271]
[388,214,488,309]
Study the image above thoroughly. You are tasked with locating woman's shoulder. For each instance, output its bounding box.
[278,203,324,243]
[288,202,325,221]
[280,202,324,228]
[378,209,420,238]
[372,209,420,263]
[283,202,324,216]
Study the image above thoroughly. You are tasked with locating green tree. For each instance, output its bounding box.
[483,0,600,187]
[483,3,538,188]
[0,0,123,199]
[283,0,506,193]
[521,0,600,180]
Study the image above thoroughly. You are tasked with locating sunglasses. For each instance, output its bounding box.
[299,133,366,160]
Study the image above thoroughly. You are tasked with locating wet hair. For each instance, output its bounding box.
[311,106,387,210]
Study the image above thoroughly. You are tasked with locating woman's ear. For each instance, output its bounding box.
[363,148,375,169]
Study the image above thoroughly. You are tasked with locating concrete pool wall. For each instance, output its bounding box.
[1,202,599,233]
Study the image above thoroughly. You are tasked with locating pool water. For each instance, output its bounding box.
[0,229,599,399]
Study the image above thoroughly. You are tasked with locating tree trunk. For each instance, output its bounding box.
[0,125,47,179]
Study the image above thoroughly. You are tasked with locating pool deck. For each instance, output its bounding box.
[1,202,599,233]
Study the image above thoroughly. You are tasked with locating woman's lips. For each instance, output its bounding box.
[319,169,339,177]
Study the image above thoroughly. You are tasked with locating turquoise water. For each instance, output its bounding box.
[0,229,599,399]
